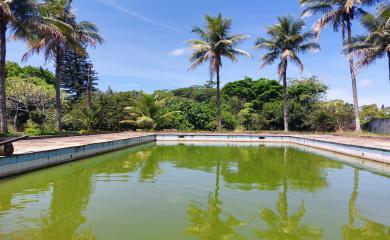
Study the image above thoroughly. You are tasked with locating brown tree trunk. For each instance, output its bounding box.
[283,61,289,132]
[216,67,222,132]
[0,22,8,134]
[346,20,361,132]
[387,51,390,84]
[55,45,63,132]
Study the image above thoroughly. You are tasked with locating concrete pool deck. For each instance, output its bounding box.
[11,132,155,154]
[10,132,390,154]
[1,132,390,178]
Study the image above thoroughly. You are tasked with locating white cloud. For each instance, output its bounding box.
[97,0,175,31]
[359,79,373,88]
[168,48,186,56]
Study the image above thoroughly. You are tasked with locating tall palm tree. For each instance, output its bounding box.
[300,0,380,132]
[350,5,390,82]
[255,16,319,132]
[187,13,250,131]
[24,0,103,131]
[0,0,62,133]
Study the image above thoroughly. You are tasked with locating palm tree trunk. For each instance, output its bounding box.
[55,45,63,132]
[387,51,390,84]
[0,22,8,134]
[283,61,289,132]
[346,20,361,132]
[216,68,222,132]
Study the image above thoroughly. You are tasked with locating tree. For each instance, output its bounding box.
[187,13,250,131]
[6,77,55,131]
[350,4,390,82]
[360,104,389,123]
[6,61,55,84]
[24,0,103,132]
[311,100,355,131]
[300,0,379,132]
[120,93,180,130]
[0,0,61,133]
[60,44,98,103]
[255,16,319,132]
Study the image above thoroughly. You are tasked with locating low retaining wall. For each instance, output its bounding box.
[0,135,156,178]
[156,134,390,164]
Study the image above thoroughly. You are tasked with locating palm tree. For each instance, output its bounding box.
[120,93,180,130]
[255,16,319,132]
[350,5,390,82]
[300,0,380,132]
[187,13,250,131]
[24,0,103,131]
[0,0,62,133]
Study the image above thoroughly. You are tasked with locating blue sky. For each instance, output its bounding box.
[8,0,389,106]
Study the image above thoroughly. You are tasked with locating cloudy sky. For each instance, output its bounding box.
[7,0,389,106]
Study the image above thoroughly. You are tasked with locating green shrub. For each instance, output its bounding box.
[79,129,89,134]
[119,120,138,130]
[156,112,192,131]
[136,117,155,130]
[24,121,42,136]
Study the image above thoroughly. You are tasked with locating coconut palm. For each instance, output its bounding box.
[0,0,62,133]
[255,16,319,132]
[349,5,390,82]
[24,0,103,131]
[300,0,380,132]
[120,93,181,130]
[187,13,250,131]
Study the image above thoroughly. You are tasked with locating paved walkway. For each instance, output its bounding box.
[9,132,390,155]
[297,134,390,150]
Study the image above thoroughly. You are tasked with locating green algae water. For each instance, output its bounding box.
[0,143,389,240]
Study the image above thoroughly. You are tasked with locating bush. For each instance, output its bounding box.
[24,121,42,136]
[156,112,192,131]
[119,120,138,130]
[222,111,237,130]
[79,129,89,134]
[136,116,155,130]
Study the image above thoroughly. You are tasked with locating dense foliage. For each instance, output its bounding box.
[1,1,388,135]
[5,64,390,135]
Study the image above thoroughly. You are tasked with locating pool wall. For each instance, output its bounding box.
[1,133,389,179]
[156,134,390,164]
[0,135,156,178]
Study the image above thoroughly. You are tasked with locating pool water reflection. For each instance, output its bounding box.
[0,143,389,240]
